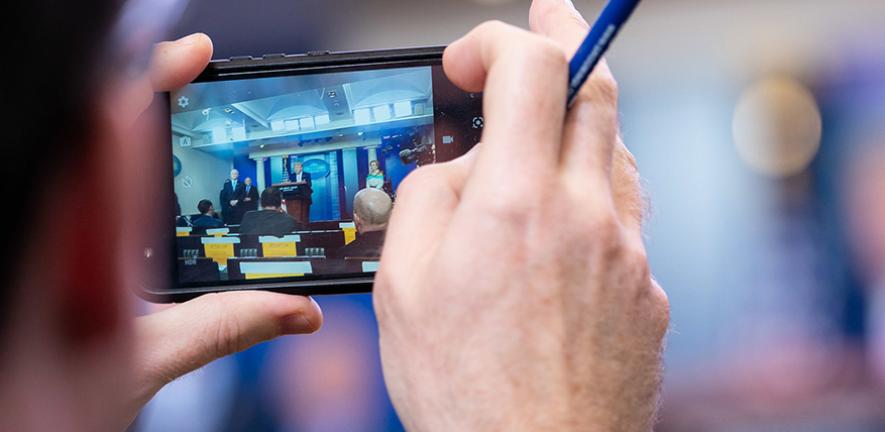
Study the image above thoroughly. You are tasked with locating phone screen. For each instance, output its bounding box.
[165,60,481,290]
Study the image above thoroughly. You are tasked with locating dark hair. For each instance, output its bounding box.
[197,199,213,215]
[261,187,283,208]
[5,0,125,331]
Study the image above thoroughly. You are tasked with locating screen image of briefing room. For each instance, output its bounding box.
[169,66,435,284]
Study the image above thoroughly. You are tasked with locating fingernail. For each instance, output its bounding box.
[176,32,206,46]
[563,0,578,11]
[281,313,314,334]
[309,297,322,315]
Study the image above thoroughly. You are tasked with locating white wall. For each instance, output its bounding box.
[173,145,231,215]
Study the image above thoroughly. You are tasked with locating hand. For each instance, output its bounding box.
[132,292,322,415]
[373,1,669,430]
[124,34,323,424]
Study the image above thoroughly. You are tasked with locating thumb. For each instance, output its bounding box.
[133,291,322,403]
[150,32,213,91]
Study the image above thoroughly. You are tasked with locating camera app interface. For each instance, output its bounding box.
[170,65,479,286]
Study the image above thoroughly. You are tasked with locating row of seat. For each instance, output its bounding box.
[178,257,377,283]
[177,231,349,261]
[177,220,355,236]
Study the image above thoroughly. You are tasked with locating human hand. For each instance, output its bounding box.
[131,292,322,417]
[373,0,669,430]
[124,34,323,424]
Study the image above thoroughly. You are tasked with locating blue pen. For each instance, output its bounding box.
[567,0,642,107]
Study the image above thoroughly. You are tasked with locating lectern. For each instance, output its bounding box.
[273,182,311,224]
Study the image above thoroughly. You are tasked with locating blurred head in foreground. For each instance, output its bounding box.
[3,1,207,430]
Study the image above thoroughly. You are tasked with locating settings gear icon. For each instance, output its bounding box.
[177,96,190,109]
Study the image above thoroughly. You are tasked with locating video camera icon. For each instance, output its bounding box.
[471,116,484,129]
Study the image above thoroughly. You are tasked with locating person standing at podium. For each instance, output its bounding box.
[219,169,240,225]
[287,160,312,224]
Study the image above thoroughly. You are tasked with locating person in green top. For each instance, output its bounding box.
[366,159,385,189]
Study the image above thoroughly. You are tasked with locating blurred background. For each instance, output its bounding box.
[134,0,885,430]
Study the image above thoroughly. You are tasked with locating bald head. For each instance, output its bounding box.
[353,188,393,233]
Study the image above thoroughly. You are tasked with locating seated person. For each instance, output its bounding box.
[334,188,392,259]
[190,199,225,234]
[239,187,300,237]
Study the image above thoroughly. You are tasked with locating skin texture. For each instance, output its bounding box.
[373,1,669,431]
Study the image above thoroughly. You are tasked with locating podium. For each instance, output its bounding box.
[273,182,311,224]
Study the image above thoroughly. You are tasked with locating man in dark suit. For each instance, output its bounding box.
[234,176,259,223]
[240,187,301,237]
[219,169,240,225]
[287,160,312,224]
[334,188,392,259]
[190,199,225,234]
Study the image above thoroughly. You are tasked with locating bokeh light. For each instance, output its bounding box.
[732,76,823,178]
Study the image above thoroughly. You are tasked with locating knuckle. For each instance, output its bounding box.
[563,12,590,33]
[531,0,589,33]
[475,19,511,37]
[214,315,241,358]
[621,243,651,282]
[480,191,537,227]
[523,37,568,74]
[586,210,622,246]
[572,79,619,120]
[202,294,242,357]
[592,72,619,100]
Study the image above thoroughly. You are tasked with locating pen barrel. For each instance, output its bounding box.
[567,0,641,105]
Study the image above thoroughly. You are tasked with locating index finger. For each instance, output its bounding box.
[530,0,619,179]
[531,0,644,234]
[443,21,568,202]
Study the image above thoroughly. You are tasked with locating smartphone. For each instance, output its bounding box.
[136,46,483,302]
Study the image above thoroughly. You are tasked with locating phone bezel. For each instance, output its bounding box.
[140,46,455,303]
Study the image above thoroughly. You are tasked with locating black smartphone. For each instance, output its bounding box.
[136,46,483,302]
